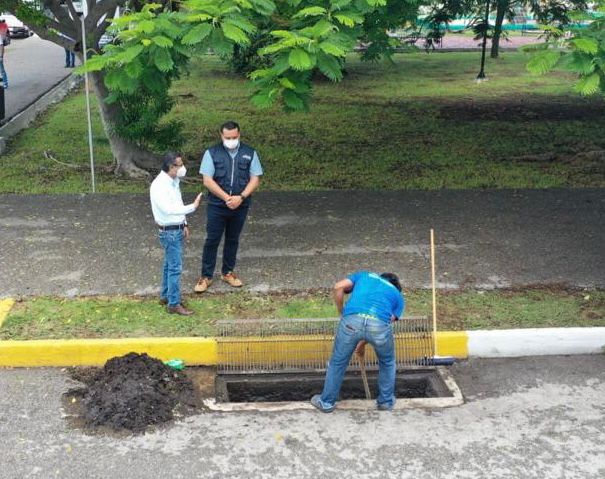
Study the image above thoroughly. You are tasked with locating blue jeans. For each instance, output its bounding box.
[0,58,7,85]
[319,314,396,409]
[65,48,75,67]
[201,203,249,277]
[159,229,184,307]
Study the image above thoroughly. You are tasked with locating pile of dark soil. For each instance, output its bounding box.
[66,353,199,433]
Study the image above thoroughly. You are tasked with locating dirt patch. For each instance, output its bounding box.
[437,96,605,122]
[63,353,202,434]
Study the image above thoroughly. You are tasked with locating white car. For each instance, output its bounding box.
[2,14,33,39]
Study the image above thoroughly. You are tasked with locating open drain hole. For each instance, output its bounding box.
[216,369,454,403]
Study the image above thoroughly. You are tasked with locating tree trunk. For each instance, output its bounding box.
[490,0,508,59]
[89,71,162,179]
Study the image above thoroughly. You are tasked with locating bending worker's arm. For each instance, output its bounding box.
[332,278,353,316]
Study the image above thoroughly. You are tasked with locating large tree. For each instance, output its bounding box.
[1,0,172,177]
[4,0,420,178]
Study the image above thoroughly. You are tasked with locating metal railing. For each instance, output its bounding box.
[216,316,434,374]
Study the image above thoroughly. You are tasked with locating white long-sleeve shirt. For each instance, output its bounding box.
[149,171,195,226]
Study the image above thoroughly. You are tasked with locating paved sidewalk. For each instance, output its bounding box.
[0,188,603,297]
[1,355,604,478]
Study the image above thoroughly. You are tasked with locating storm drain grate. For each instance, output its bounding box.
[216,316,435,374]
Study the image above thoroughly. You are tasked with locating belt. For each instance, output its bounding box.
[158,223,186,231]
[357,313,382,322]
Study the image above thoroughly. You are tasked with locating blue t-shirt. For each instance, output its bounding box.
[342,271,405,323]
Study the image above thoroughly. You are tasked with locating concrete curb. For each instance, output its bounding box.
[468,328,605,357]
[0,328,603,368]
[0,337,217,367]
[0,75,82,155]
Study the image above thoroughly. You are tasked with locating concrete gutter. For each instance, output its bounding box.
[0,75,82,154]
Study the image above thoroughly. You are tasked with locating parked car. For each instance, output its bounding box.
[2,14,33,39]
[98,33,115,48]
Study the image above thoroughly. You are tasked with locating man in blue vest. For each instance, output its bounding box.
[311,271,405,412]
[194,121,263,292]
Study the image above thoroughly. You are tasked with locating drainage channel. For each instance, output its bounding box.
[203,367,463,412]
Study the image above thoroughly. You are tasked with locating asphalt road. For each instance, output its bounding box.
[0,189,603,298]
[1,355,604,478]
[3,35,72,120]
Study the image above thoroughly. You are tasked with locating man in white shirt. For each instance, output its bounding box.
[150,152,202,315]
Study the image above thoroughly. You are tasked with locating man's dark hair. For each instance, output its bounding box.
[380,272,402,292]
[161,151,182,172]
[220,120,240,133]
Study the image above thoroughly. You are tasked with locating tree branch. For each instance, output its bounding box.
[43,0,79,39]
[87,0,126,48]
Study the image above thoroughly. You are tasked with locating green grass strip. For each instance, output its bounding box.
[1,288,603,340]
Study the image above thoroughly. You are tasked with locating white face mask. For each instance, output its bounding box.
[223,138,239,150]
[176,165,187,178]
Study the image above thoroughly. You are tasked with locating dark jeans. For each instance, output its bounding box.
[65,48,75,67]
[201,203,249,278]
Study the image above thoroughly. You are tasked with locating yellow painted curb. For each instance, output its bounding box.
[0,337,217,367]
[437,331,469,358]
[0,331,468,368]
[0,298,15,328]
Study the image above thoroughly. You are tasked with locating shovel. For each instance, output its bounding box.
[356,342,371,400]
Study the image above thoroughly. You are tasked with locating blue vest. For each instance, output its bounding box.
[207,142,255,206]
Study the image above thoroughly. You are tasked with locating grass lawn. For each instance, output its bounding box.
[0,52,604,193]
[1,288,603,340]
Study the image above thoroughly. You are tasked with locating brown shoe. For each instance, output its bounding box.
[221,272,243,288]
[194,277,213,293]
[167,304,194,316]
[160,298,188,307]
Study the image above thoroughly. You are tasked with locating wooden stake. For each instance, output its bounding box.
[430,229,438,356]
[359,355,371,400]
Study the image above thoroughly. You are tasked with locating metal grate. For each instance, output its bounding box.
[216,316,434,374]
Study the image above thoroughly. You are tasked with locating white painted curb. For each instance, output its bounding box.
[468,328,605,358]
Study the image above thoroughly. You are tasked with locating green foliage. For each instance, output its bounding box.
[110,91,185,151]
[525,4,605,96]
[358,0,420,62]
[80,0,406,113]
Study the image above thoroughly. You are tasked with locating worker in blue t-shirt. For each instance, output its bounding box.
[311,271,405,413]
